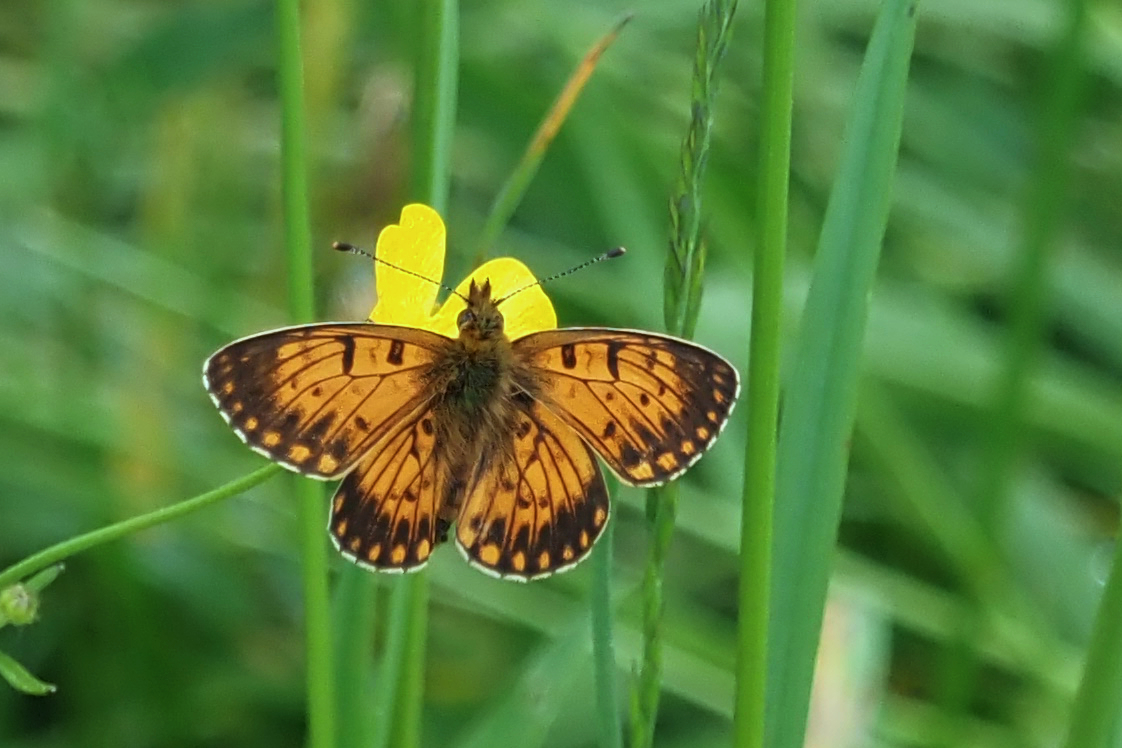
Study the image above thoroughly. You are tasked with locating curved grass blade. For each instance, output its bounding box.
[765,2,917,746]
[454,623,589,748]
[471,13,631,266]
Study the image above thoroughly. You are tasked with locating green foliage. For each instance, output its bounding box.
[2,0,1122,746]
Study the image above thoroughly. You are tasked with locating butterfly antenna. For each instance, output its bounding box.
[332,241,467,301]
[495,247,626,306]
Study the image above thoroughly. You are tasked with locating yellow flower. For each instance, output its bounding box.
[368,204,557,339]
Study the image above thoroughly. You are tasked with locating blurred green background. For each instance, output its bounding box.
[2,0,1121,746]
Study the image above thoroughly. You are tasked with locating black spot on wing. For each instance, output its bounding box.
[513,524,532,557]
[341,336,356,374]
[560,343,577,369]
[486,518,507,545]
[392,517,411,547]
[620,442,642,468]
[387,339,405,366]
[305,413,335,444]
[606,340,621,380]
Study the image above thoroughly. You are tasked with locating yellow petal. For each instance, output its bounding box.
[429,258,557,339]
[369,204,446,327]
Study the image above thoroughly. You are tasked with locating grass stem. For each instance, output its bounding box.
[0,465,280,590]
[734,0,795,743]
[633,2,738,746]
[277,0,336,744]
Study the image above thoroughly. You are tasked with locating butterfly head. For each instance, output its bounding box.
[457,279,505,346]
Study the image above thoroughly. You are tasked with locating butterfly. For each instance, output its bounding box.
[204,248,738,581]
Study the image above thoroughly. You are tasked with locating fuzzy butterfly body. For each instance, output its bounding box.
[205,278,737,580]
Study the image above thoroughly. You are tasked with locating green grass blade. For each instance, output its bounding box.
[940,0,1087,735]
[974,0,1088,535]
[409,0,459,216]
[454,623,589,748]
[333,568,379,748]
[765,3,917,746]
[735,0,796,742]
[1062,532,1122,748]
[0,465,280,590]
[277,0,336,745]
[472,14,631,265]
[374,577,429,748]
[591,479,623,748]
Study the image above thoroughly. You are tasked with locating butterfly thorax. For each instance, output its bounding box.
[423,279,521,452]
[416,280,529,530]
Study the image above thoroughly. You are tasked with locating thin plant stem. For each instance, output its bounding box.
[590,490,623,748]
[277,0,336,745]
[333,568,378,748]
[938,0,1086,741]
[472,14,631,266]
[736,0,795,742]
[1062,533,1122,748]
[632,2,737,746]
[974,0,1086,537]
[0,465,280,589]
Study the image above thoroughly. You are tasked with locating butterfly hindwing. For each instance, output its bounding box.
[329,404,444,572]
[455,395,609,580]
[514,328,739,486]
[203,323,446,478]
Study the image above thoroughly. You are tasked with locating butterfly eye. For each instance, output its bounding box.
[457,308,475,330]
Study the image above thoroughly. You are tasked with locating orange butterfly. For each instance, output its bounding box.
[204,205,738,580]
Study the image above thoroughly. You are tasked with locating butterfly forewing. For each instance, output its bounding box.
[514,329,739,486]
[455,396,610,580]
[203,323,446,478]
[329,403,444,572]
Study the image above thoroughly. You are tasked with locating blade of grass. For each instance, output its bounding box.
[409,0,458,215]
[374,2,458,747]
[1062,530,1122,748]
[735,0,795,742]
[939,0,1086,737]
[854,382,1068,696]
[765,3,916,747]
[333,568,379,748]
[1009,0,1097,743]
[0,465,280,590]
[277,0,336,746]
[591,478,623,748]
[632,2,738,747]
[454,623,590,748]
[974,0,1087,539]
[471,13,632,266]
[372,577,429,748]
